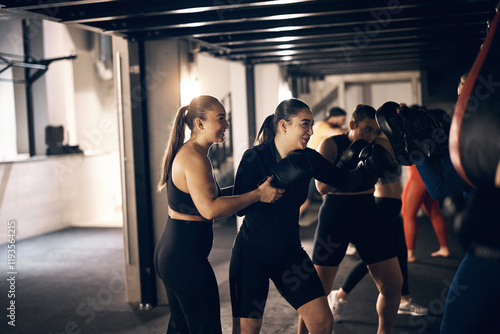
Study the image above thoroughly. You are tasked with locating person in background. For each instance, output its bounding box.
[401,162,450,262]
[308,107,347,150]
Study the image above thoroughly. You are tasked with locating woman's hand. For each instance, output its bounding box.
[257,176,285,203]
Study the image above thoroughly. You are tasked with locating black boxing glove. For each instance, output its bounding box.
[377,102,451,165]
[423,108,451,159]
[357,143,398,178]
[269,151,313,189]
[454,189,500,260]
[405,107,450,161]
[336,139,371,171]
[376,102,411,164]
[338,143,397,192]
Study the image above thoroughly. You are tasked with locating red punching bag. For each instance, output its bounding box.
[450,7,500,189]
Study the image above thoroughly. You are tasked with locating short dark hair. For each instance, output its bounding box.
[351,104,376,124]
[326,107,346,119]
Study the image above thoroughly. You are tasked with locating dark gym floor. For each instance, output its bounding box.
[0,202,464,334]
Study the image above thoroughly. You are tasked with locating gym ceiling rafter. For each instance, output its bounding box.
[0,0,498,76]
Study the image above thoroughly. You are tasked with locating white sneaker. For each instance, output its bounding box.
[328,290,347,322]
[346,243,357,255]
[398,298,428,316]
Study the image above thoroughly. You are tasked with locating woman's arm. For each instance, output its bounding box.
[233,148,269,216]
[415,153,469,200]
[313,138,343,194]
[185,153,280,220]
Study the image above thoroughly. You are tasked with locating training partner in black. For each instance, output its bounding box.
[305,104,402,334]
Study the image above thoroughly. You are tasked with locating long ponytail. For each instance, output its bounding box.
[157,95,222,192]
[254,114,275,146]
[157,105,188,192]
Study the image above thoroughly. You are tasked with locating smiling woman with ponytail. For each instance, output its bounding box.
[153,95,284,334]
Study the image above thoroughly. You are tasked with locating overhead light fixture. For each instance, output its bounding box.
[269,25,301,33]
[273,36,298,43]
[277,50,296,56]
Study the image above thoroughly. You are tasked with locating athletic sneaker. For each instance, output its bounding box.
[345,243,357,255]
[398,298,429,316]
[328,290,347,322]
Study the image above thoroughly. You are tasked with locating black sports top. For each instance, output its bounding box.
[167,169,222,217]
[331,134,352,165]
[377,164,402,185]
[233,140,348,262]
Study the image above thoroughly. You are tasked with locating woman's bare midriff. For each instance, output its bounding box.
[168,207,210,222]
[374,181,402,199]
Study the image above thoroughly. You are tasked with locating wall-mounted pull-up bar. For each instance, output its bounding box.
[0,51,77,84]
[0,18,78,157]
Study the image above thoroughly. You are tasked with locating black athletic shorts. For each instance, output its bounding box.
[312,194,396,266]
[230,238,326,318]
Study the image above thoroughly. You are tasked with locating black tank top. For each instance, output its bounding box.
[332,134,352,166]
[377,164,402,185]
[167,169,222,216]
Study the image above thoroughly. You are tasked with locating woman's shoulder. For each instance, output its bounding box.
[238,144,267,167]
[242,142,270,157]
[175,144,210,169]
[317,135,339,152]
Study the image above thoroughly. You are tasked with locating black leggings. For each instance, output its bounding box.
[153,217,222,334]
[341,197,409,296]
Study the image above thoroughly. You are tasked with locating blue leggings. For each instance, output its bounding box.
[441,252,500,333]
[154,218,222,334]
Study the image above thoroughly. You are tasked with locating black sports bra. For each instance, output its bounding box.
[332,134,351,166]
[167,169,221,216]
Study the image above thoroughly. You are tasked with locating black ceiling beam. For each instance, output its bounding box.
[123,9,492,42]
[215,30,484,56]
[225,41,470,59]
[0,0,308,10]
[0,0,325,21]
[288,60,427,75]
[211,23,485,49]
[1,0,497,77]
[285,55,474,76]
[239,43,480,65]
[285,48,478,69]
[0,0,124,10]
[93,1,493,35]
[199,20,486,46]
[237,42,481,68]
[53,0,371,24]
